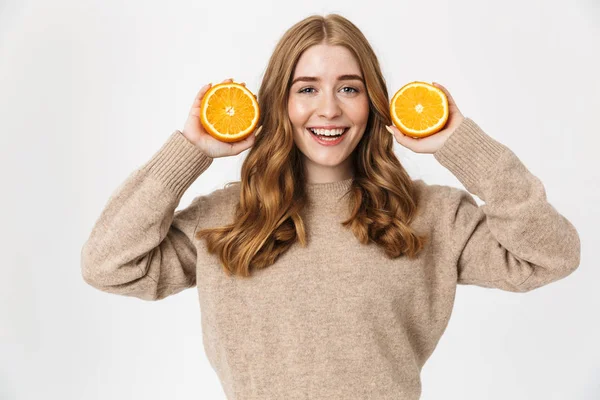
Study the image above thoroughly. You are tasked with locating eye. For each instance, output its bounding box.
[298,86,359,94]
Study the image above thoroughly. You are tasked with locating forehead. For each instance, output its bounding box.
[293,44,361,78]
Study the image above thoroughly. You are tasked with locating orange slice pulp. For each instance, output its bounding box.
[390,81,448,138]
[200,82,260,143]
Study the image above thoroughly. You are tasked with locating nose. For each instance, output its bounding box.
[316,91,342,119]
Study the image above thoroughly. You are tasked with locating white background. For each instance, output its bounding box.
[1,0,599,399]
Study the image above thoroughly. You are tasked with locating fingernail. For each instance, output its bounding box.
[254,125,263,137]
[385,125,394,135]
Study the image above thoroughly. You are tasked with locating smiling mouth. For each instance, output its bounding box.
[306,127,349,138]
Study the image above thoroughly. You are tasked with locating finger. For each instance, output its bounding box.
[432,82,450,100]
[387,125,418,148]
[434,84,463,121]
[432,82,457,108]
[431,81,447,92]
[230,129,256,154]
[190,83,212,114]
[254,125,263,137]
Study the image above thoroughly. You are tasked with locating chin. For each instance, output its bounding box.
[307,152,346,167]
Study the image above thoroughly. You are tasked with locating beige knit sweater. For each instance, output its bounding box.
[81,118,580,399]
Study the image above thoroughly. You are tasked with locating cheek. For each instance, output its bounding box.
[352,98,370,124]
[336,96,369,126]
[288,99,311,125]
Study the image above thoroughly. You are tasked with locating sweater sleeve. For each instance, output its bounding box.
[81,130,214,301]
[433,118,581,292]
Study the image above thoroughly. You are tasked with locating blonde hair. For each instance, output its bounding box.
[196,13,428,277]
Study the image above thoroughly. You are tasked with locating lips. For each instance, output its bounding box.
[307,126,349,130]
[306,127,348,146]
[306,127,349,136]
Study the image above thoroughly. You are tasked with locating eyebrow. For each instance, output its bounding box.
[291,74,365,86]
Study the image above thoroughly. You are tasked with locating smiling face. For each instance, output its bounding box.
[287,44,370,184]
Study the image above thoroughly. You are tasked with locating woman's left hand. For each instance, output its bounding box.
[387,82,465,154]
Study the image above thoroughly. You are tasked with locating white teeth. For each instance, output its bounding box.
[309,128,346,136]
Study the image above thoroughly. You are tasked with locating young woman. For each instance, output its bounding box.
[81,13,580,399]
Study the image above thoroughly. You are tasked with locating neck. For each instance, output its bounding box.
[303,155,354,184]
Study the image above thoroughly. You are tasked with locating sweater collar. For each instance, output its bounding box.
[304,177,354,201]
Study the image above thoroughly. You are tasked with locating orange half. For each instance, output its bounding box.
[200,82,260,143]
[390,81,448,138]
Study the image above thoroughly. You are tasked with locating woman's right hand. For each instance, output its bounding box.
[181,78,262,159]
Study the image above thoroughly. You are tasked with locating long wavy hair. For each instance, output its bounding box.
[196,13,429,278]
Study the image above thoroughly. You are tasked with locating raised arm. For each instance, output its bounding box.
[81,79,259,300]
[81,130,213,300]
[434,118,580,292]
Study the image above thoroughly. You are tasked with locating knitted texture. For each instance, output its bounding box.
[81,118,580,399]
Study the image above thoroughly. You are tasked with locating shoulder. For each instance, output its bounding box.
[413,178,475,206]
[410,179,478,231]
[206,180,241,204]
[188,181,241,226]
[411,178,464,210]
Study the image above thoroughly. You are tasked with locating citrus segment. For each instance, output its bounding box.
[390,81,448,138]
[200,82,260,143]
